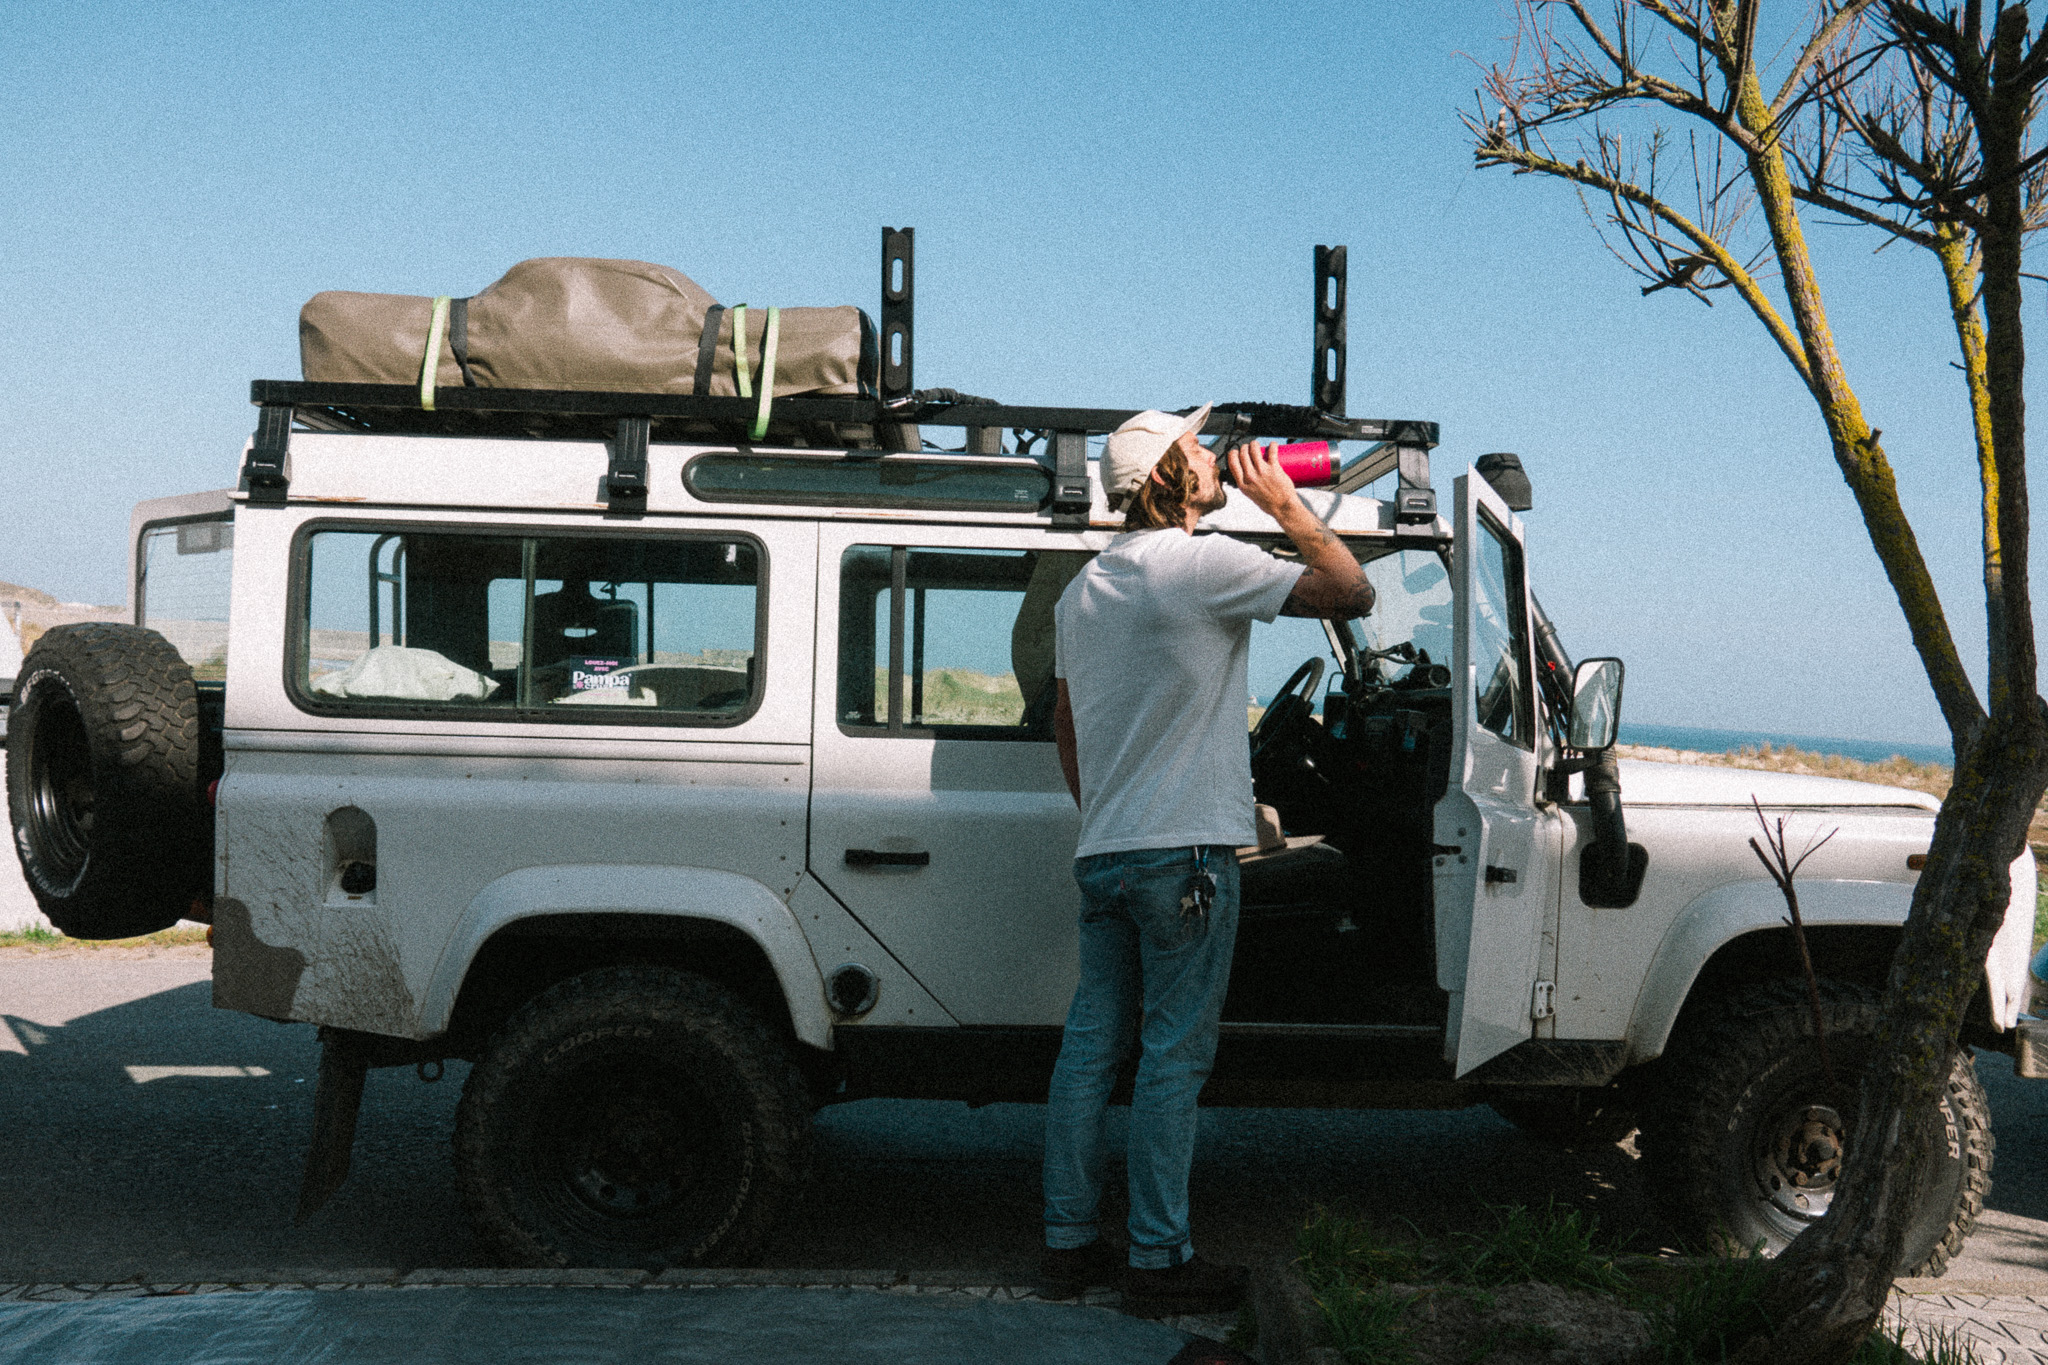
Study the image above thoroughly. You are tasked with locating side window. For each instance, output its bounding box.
[138,519,233,682]
[1470,516,1532,747]
[298,528,761,722]
[837,545,1090,739]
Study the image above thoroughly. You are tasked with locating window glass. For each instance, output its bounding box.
[1357,550,1454,687]
[1470,518,1531,746]
[839,545,1090,738]
[138,520,233,681]
[300,528,760,721]
[1248,614,1345,731]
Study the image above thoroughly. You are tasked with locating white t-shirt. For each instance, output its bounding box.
[1054,529,1303,858]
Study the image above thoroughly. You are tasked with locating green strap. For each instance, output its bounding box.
[419,296,451,410]
[732,304,751,400]
[752,307,780,440]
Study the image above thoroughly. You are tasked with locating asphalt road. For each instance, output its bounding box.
[6,949,2048,1286]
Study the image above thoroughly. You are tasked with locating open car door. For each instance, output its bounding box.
[1440,472,1551,1076]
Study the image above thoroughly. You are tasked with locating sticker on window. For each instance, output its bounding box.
[568,658,630,693]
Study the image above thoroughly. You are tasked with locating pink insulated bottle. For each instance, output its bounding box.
[1272,441,1335,486]
[1222,441,1336,488]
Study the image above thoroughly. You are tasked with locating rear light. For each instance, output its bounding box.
[207,779,220,807]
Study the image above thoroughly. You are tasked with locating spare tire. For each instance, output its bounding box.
[6,623,212,939]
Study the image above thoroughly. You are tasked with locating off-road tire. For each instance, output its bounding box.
[454,965,812,1269]
[1641,978,1991,1277]
[5,623,210,940]
[1489,1089,1639,1148]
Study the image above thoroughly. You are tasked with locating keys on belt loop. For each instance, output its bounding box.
[1181,847,1217,922]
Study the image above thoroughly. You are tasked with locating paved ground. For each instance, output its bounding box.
[0,845,48,933]
[0,1279,1230,1365]
[7,946,2048,1358]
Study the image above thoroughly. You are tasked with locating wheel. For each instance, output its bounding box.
[1640,979,1991,1276]
[454,965,811,1269]
[5,623,211,939]
[1489,1089,1638,1147]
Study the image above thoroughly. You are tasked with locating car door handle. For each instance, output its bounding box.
[845,849,931,867]
[1484,865,1518,884]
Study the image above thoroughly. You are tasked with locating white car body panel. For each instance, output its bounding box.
[416,865,853,1046]
[165,430,2032,1077]
[1441,471,1564,1076]
[807,520,1085,1025]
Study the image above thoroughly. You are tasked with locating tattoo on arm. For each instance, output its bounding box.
[1280,567,1376,619]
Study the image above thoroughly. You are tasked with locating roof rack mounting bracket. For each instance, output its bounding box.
[1393,443,1436,525]
[242,404,294,506]
[1313,245,1346,417]
[606,416,651,515]
[1049,431,1090,529]
[881,226,914,402]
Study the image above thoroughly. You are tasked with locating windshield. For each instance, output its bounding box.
[1348,548,1453,685]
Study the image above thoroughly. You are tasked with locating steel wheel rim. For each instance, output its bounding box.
[1753,1100,1847,1226]
[22,686,93,889]
[534,1052,730,1239]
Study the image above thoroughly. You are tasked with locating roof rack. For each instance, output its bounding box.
[242,235,1440,527]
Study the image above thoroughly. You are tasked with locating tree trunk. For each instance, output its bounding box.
[1738,717,2048,1365]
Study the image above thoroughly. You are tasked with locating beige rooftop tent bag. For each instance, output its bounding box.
[300,257,875,402]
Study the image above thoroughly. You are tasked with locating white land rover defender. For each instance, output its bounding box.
[7,245,2039,1277]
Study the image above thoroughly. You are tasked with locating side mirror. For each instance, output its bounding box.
[1567,657,1624,751]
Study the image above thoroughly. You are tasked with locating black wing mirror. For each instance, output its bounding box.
[1567,657,1624,751]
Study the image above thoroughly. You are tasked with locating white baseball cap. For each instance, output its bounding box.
[1100,403,1213,511]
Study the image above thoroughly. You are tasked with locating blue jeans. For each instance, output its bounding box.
[1043,845,1240,1269]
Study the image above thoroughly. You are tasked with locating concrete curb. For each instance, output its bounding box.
[1248,1259,1342,1365]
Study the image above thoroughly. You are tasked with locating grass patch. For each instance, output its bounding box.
[1442,1199,1632,1295]
[1653,1251,1776,1364]
[1292,1204,1982,1365]
[0,925,209,950]
[1317,1279,1417,1365]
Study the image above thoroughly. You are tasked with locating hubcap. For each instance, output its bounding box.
[547,1068,715,1225]
[1755,1102,1847,1222]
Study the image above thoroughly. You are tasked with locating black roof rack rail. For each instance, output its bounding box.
[240,237,1439,511]
[239,380,1439,511]
[247,379,1435,445]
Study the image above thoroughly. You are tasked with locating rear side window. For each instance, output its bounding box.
[138,519,233,682]
[295,527,762,724]
[837,544,1090,740]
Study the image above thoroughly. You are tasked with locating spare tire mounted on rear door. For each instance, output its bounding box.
[6,623,213,940]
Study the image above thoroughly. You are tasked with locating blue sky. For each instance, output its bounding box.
[0,1,2032,748]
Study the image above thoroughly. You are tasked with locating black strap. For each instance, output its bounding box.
[693,304,727,396]
[449,297,478,388]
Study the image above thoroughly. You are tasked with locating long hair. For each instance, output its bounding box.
[1121,444,1202,531]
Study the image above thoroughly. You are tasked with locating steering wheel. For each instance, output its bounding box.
[1251,655,1325,763]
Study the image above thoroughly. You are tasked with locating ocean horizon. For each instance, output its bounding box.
[1620,722,1952,767]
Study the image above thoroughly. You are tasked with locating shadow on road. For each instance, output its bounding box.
[6,959,2046,1283]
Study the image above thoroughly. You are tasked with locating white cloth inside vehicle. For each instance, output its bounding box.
[312,646,499,702]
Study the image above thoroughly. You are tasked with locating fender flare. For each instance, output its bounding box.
[418,864,829,1048]
[1625,878,1911,1064]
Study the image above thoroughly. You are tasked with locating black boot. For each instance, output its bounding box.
[1038,1238,1123,1299]
[1122,1254,1250,1316]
